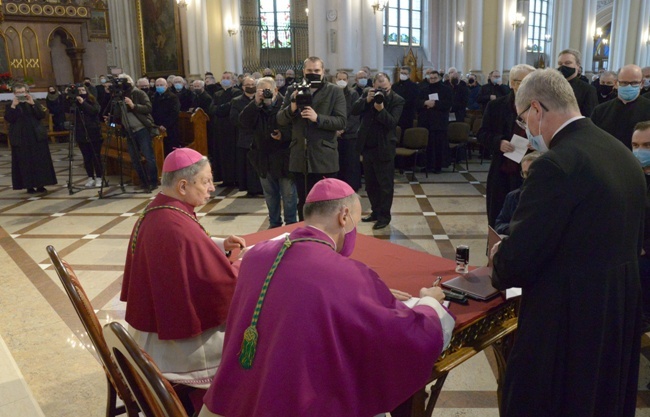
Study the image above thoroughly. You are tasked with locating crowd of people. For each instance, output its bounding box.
[5,50,650,416]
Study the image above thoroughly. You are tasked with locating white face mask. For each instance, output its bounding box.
[525,108,548,153]
[399,73,409,81]
[336,80,348,88]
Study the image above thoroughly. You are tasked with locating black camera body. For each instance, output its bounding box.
[262,88,273,99]
[65,84,79,102]
[293,81,312,109]
[373,87,386,104]
[107,76,131,98]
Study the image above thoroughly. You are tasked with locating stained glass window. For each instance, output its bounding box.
[260,0,291,49]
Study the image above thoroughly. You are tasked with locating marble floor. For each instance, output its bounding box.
[0,142,649,416]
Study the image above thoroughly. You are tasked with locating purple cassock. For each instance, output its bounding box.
[202,226,449,417]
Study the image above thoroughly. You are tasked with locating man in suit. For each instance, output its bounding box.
[417,70,452,173]
[391,66,420,138]
[490,68,644,417]
[557,48,598,117]
[352,72,404,230]
[277,56,347,220]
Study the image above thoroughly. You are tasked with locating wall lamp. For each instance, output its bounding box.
[456,21,465,32]
[176,0,187,9]
[371,0,388,15]
[512,13,525,30]
[227,28,239,37]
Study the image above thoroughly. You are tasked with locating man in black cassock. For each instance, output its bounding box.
[208,72,241,186]
[557,48,598,117]
[591,64,650,150]
[6,84,57,193]
[490,68,644,417]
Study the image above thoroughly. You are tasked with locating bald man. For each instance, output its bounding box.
[592,64,650,149]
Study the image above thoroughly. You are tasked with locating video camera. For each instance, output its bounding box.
[106,75,131,98]
[292,80,312,110]
[65,84,79,102]
[373,87,386,105]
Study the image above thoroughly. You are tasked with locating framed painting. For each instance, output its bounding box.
[135,0,183,77]
[89,9,111,41]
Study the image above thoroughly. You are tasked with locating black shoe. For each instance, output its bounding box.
[373,220,390,230]
[26,188,36,194]
[36,187,47,193]
[362,214,377,222]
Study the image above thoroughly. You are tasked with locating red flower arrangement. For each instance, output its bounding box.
[0,72,13,92]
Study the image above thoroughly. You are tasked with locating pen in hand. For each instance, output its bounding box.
[433,276,443,287]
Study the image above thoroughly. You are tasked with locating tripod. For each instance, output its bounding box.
[98,92,152,198]
[65,101,84,195]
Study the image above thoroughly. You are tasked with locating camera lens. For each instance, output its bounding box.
[263,89,273,99]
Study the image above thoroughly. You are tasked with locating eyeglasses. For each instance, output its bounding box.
[516,101,549,130]
[618,81,642,87]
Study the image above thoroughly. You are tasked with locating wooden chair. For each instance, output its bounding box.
[46,245,139,417]
[468,117,486,164]
[396,127,429,181]
[103,321,189,417]
[447,122,470,172]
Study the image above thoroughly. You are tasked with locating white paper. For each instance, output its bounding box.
[402,297,450,309]
[428,93,439,101]
[449,113,456,122]
[503,134,529,163]
[506,287,522,299]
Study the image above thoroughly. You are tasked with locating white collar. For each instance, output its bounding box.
[551,116,585,140]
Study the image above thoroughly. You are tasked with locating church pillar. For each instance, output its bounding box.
[466,0,483,75]
[636,0,650,66]
[609,0,631,70]
[578,0,597,73]
[107,0,140,77]
[185,0,210,77]
[551,0,573,69]
[66,47,85,83]
[221,0,243,74]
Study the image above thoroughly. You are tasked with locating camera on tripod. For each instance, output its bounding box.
[106,76,131,97]
[292,80,312,110]
[65,84,79,102]
[373,87,386,105]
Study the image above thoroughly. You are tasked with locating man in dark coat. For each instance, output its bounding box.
[230,76,262,195]
[443,67,469,122]
[277,56,347,220]
[595,71,617,104]
[172,76,193,112]
[151,78,181,156]
[45,86,66,131]
[352,73,404,230]
[335,71,361,191]
[477,70,509,110]
[490,68,644,417]
[391,66,420,137]
[592,64,650,150]
[190,80,213,114]
[209,72,242,185]
[557,49,598,117]
[417,71,452,173]
[6,84,57,193]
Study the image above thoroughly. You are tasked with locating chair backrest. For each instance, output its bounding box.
[448,122,470,144]
[395,125,402,143]
[402,127,429,149]
[471,118,482,136]
[46,245,138,414]
[103,322,188,417]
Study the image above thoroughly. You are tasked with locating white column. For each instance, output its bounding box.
[466,0,483,73]
[579,0,597,73]
[455,0,466,73]
[636,0,650,66]
[185,0,210,76]
[609,0,630,70]
[307,0,328,60]
[220,0,242,74]
[551,0,573,68]
[108,0,140,77]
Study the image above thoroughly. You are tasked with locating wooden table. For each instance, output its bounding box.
[243,225,518,416]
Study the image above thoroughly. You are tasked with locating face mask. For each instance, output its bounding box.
[285,77,295,85]
[336,80,348,88]
[48,90,56,94]
[644,79,650,88]
[633,149,650,168]
[149,82,155,88]
[174,83,183,91]
[100,78,107,84]
[276,80,284,87]
[451,78,459,85]
[155,86,166,94]
[305,73,322,85]
[84,81,91,86]
[558,65,576,79]
[598,85,614,96]
[194,89,204,95]
[492,77,501,84]
[424,74,430,80]
[221,79,232,88]
[80,94,88,99]
[618,85,640,102]
[525,108,548,153]
[244,86,257,94]
[399,74,409,81]
[339,213,357,257]
[357,78,368,87]
[468,79,476,85]
[140,86,149,91]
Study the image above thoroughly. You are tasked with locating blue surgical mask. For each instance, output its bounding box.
[633,149,650,168]
[100,78,107,84]
[618,85,640,102]
[174,83,183,91]
[357,78,368,87]
[492,77,502,84]
[644,79,650,89]
[221,79,232,88]
[155,86,166,94]
[525,109,548,153]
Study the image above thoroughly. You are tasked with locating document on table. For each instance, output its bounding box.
[402,297,450,309]
[428,93,439,101]
[503,134,529,163]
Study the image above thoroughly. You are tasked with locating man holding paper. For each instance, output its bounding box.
[417,70,452,173]
[478,64,535,227]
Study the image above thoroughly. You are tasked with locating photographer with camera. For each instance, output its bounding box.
[65,84,103,188]
[240,76,297,228]
[106,74,159,191]
[352,72,404,230]
[277,56,347,220]
[5,84,57,194]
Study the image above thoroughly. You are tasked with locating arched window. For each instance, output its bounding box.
[259,0,291,49]
[527,0,552,53]
[384,0,422,46]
